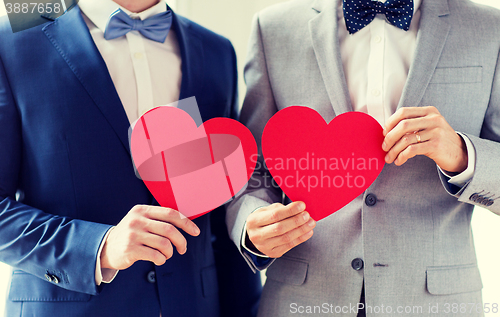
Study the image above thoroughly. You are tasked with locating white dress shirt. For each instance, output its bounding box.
[337,0,474,186]
[242,0,476,257]
[78,0,182,286]
[79,0,182,124]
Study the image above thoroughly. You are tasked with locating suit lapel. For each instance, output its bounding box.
[42,7,131,153]
[173,14,206,121]
[309,0,352,117]
[397,0,451,109]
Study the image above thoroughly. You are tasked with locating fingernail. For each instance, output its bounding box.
[308,219,316,227]
[298,202,306,211]
[182,247,187,255]
[303,212,310,221]
[194,226,200,235]
[385,154,390,162]
[382,142,387,151]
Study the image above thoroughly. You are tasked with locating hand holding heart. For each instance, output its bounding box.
[245,201,316,258]
[382,106,468,173]
[100,205,200,270]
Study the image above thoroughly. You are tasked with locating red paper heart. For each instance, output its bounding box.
[262,106,385,221]
[130,106,257,219]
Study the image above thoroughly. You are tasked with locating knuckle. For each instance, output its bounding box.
[161,243,174,259]
[429,106,439,114]
[163,223,175,235]
[127,230,138,242]
[160,237,173,249]
[270,210,280,223]
[163,208,176,218]
[154,252,167,265]
[249,230,262,243]
[256,244,268,255]
[406,145,414,154]
[430,114,441,124]
[301,224,310,234]
[165,247,174,259]
[136,205,149,216]
[298,233,308,243]
[294,214,303,226]
[403,136,409,145]
[400,120,409,130]
[269,203,282,209]
[246,215,257,228]
[131,205,143,213]
[273,223,283,235]
[128,217,142,229]
[281,232,292,244]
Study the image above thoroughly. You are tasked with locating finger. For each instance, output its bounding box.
[145,220,188,254]
[143,234,178,258]
[142,206,200,237]
[385,130,430,164]
[383,116,431,152]
[138,245,168,266]
[257,201,306,227]
[268,229,314,258]
[393,141,432,166]
[265,218,316,248]
[258,211,313,240]
[383,107,436,136]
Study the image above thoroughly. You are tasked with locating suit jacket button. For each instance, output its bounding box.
[147,270,156,283]
[52,275,60,284]
[476,196,486,205]
[470,193,479,201]
[44,273,53,282]
[351,258,364,271]
[365,194,377,207]
[487,200,494,207]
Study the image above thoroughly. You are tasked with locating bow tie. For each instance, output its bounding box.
[343,0,413,34]
[104,9,173,43]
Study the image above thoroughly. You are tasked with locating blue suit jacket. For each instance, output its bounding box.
[0,7,261,317]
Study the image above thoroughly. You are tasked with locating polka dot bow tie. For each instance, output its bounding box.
[343,0,414,34]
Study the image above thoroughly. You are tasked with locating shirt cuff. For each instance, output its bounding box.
[437,132,476,187]
[95,227,119,286]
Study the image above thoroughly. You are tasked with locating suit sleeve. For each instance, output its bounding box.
[211,39,262,317]
[226,14,282,272]
[440,49,500,214]
[0,50,112,296]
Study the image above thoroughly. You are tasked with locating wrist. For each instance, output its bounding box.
[443,134,468,174]
[99,228,115,270]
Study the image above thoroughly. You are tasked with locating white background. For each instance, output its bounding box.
[1,0,500,316]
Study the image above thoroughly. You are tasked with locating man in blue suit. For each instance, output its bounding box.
[0,0,261,316]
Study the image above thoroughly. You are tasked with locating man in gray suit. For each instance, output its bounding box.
[227,0,500,316]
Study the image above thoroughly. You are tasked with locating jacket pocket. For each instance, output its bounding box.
[9,271,91,302]
[426,264,483,295]
[430,66,482,84]
[266,256,308,286]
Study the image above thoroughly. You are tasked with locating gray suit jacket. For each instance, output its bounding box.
[227,0,500,316]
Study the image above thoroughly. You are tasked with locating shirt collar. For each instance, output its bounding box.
[413,0,422,13]
[79,0,168,32]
